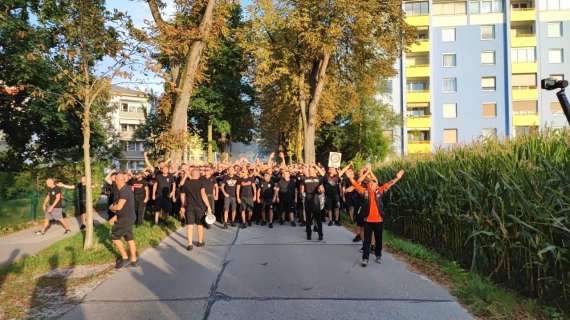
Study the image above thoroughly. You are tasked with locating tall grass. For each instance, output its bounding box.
[376,131,570,307]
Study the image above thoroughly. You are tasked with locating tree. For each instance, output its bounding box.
[248,0,414,163]
[144,0,229,166]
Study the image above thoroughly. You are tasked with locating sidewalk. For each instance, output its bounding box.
[0,205,107,268]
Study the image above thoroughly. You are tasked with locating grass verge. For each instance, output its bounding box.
[339,213,566,320]
[0,217,181,319]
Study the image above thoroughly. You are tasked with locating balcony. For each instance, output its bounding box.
[120,131,135,140]
[511,34,536,47]
[119,110,145,121]
[405,15,429,27]
[406,115,432,129]
[408,141,432,154]
[511,8,536,21]
[407,90,431,103]
[513,114,539,126]
[512,88,538,100]
[407,40,430,53]
[406,64,430,77]
[511,62,537,73]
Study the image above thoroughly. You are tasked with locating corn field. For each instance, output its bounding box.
[376,131,570,305]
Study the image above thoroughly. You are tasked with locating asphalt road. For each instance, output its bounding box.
[61,222,473,320]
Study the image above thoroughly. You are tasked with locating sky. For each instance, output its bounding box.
[103,0,252,94]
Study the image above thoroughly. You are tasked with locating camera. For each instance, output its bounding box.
[541,78,568,91]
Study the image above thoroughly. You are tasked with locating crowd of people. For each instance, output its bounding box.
[36,151,404,269]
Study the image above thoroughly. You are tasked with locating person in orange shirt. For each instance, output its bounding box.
[345,165,404,267]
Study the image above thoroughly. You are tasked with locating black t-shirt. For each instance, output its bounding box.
[259,180,275,202]
[323,175,340,196]
[277,178,296,197]
[223,175,239,198]
[200,176,216,196]
[239,177,255,199]
[302,176,322,196]
[181,179,205,210]
[47,186,63,208]
[155,174,172,199]
[76,183,86,203]
[117,184,135,222]
[131,179,147,199]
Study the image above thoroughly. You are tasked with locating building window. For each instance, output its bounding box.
[443,129,458,144]
[512,73,537,89]
[408,130,431,142]
[443,103,457,118]
[442,53,457,67]
[482,103,497,118]
[121,103,129,112]
[442,77,457,93]
[481,76,496,91]
[442,28,456,42]
[121,124,128,132]
[404,1,430,16]
[407,79,429,91]
[513,100,538,114]
[470,0,503,14]
[480,25,495,40]
[550,74,564,81]
[482,128,497,138]
[548,49,564,63]
[407,103,431,116]
[547,22,562,37]
[551,101,563,114]
[515,126,538,136]
[511,47,536,63]
[433,2,467,15]
[416,26,430,40]
[543,0,570,10]
[481,50,496,64]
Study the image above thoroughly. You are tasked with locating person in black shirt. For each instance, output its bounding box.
[300,166,324,240]
[153,165,174,225]
[257,172,277,228]
[221,166,239,228]
[237,170,256,228]
[323,167,342,226]
[180,168,212,250]
[58,176,88,230]
[131,172,149,225]
[104,171,120,220]
[275,170,297,227]
[109,172,138,269]
[200,167,219,229]
[36,178,72,235]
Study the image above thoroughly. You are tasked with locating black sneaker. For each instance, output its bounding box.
[255,220,260,225]
[248,221,252,226]
[279,220,284,225]
[115,258,129,269]
[129,260,139,268]
[186,245,194,251]
[318,234,323,241]
[240,223,247,229]
[223,223,228,229]
[261,221,267,226]
[291,221,296,227]
[361,259,369,267]
[328,221,333,226]
[231,221,236,227]
[334,221,341,226]
[268,223,273,229]
[80,224,86,231]
[352,235,361,242]
[64,229,72,235]
[196,242,205,247]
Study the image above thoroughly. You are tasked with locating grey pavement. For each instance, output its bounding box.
[0,210,106,267]
[61,223,473,320]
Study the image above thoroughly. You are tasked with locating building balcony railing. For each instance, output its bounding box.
[510,34,537,47]
[119,111,146,120]
[407,40,430,53]
[513,114,539,126]
[408,141,432,154]
[406,64,430,77]
[511,62,537,73]
[511,8,536,21]
[406,115,432,128]
[406,90,431,103]
[405,15,429,27]
[512,88,538,100]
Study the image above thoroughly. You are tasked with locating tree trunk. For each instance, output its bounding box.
[83,103,94,250]
[304,53,330,164]
[207,117,213,163]
[169,0,216,167]
[296,114,304,163]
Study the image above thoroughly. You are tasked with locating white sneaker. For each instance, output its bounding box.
[361,259,369,267]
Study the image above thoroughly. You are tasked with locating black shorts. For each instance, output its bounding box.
[156,196,172,212]
[240,197,254,212]
[325,195,340,211]
[112,220,134,241]
[185,206,205,225]
[77,201,86,215]
[278,196,295,214]
[224,196,237,211]
[262,201,273,212]
[355,207,364,227]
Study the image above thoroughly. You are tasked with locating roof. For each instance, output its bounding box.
[110,85,146,98]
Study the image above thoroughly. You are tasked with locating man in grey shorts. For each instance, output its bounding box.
[36,178,72,235]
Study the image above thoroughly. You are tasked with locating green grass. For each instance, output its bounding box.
[0,217,181,319]
[340,212,566,320]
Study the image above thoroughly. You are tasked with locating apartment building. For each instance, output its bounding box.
[389,0,570,155]
[109,85,149,170]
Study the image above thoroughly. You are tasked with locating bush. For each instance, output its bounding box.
[376,131,570,308]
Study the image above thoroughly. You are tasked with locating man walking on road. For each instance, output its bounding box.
[180,167,212,251]
[345,165,404,267]
[109,172,138,269]
[36,178,72,235]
